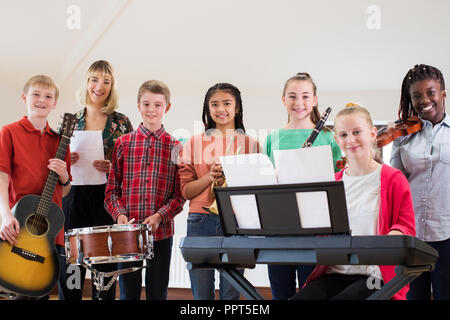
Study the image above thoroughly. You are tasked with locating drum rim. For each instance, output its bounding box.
[68,253,151,265]
[65,223,148,236]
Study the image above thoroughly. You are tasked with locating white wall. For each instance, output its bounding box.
[2,0,450,293]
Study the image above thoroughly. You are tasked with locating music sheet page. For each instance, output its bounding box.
[273,145,335,184]
[220,153,277,229]
[69,130,107,185]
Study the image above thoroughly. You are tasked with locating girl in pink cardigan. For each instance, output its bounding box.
[291,104,416,300]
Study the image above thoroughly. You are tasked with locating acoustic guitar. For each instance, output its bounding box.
[0,113,76,297]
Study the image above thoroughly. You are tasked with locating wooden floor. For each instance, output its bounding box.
[2,281,272,300]
[48,280,273,300]
[0,281,271,300]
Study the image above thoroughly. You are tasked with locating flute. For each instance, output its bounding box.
[302,107,332,148]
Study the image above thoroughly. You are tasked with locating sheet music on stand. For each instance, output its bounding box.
[219,153,277,229]
[219,145,337,232]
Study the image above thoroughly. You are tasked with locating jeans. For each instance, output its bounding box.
[187,213,241,300]
[118,237,173,300]
[407,237,450,300]
[268,264,316,300]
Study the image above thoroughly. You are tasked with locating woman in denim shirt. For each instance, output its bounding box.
[391,64,450,300]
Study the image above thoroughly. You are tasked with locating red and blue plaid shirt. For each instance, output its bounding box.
[105,124,185,241]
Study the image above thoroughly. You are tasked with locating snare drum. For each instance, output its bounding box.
[65,224,153,265]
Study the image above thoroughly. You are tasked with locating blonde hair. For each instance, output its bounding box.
[335,102,381,161]
[137,80,171,105]
[76,60,118,114]
[23,75,59,100]
[335,102,374,128]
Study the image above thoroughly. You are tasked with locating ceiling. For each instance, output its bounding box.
[1,0,450,126]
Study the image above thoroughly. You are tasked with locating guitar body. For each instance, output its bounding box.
[0,194,64,297]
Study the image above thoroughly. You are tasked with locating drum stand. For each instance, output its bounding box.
[76,247,148,300]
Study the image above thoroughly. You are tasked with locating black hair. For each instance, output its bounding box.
[202,83,246,132]
[399,64,445,121]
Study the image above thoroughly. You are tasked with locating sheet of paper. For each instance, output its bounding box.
[296,191,331,228]
[230,194,261,229]
[69,130,107,185]
[219,153,278,187]
[273,145,335,184]
[219,154,277,230]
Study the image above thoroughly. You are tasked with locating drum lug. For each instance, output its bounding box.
[107,233,113,260]
[65,239,71,261]
[146,229,154,258]
[138,233,144,253]
[76,235,84,265]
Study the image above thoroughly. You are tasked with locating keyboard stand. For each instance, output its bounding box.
[367,265,434,300]
[188,263,434,300]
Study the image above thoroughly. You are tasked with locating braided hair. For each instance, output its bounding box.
[399,64,445,121]
[202,83,246,133]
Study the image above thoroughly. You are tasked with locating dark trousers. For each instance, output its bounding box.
[117,237,173,300]
[290,273,382,300]
[58,185,117,300]
[62,184,115,229]
[407,237,450,300]
[268,264,316,300]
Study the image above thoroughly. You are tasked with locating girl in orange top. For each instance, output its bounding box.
[179,83,260,300]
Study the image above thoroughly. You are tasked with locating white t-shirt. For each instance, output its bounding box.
[327,165,383,280]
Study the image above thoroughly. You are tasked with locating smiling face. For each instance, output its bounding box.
[409,79,446,125]
[208,90,237,131]
[138,90,170,131]
[282,80,318,124]
[22,84,57,120]
[334,112,377,162]
[87,71,112,107]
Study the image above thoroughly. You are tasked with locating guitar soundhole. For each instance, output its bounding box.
[26,214,49,236]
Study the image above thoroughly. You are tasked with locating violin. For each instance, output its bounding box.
[336,157,346,170]
[376,116,422,148]
[335,116,423,169]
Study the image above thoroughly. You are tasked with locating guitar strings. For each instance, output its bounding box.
[31,136,70,235]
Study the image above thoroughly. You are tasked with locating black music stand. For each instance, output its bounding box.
[214,180,350,237]
[208,181,351,300]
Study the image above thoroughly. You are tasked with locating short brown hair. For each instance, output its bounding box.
[23,75,59,100]
[137,80,171,105]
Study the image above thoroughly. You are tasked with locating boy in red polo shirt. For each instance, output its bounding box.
[105,80,185,300]
[0,75,71,298]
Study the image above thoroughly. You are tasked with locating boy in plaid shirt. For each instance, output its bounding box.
[105,80,185,300]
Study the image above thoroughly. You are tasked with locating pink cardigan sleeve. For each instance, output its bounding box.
[384,168,416,236]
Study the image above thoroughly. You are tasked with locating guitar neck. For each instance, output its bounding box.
[36,135,71,217]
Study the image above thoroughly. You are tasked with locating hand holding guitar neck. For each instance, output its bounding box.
[0,113,77,298]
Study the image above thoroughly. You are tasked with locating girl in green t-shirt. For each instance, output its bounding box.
[264,72,343,300]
